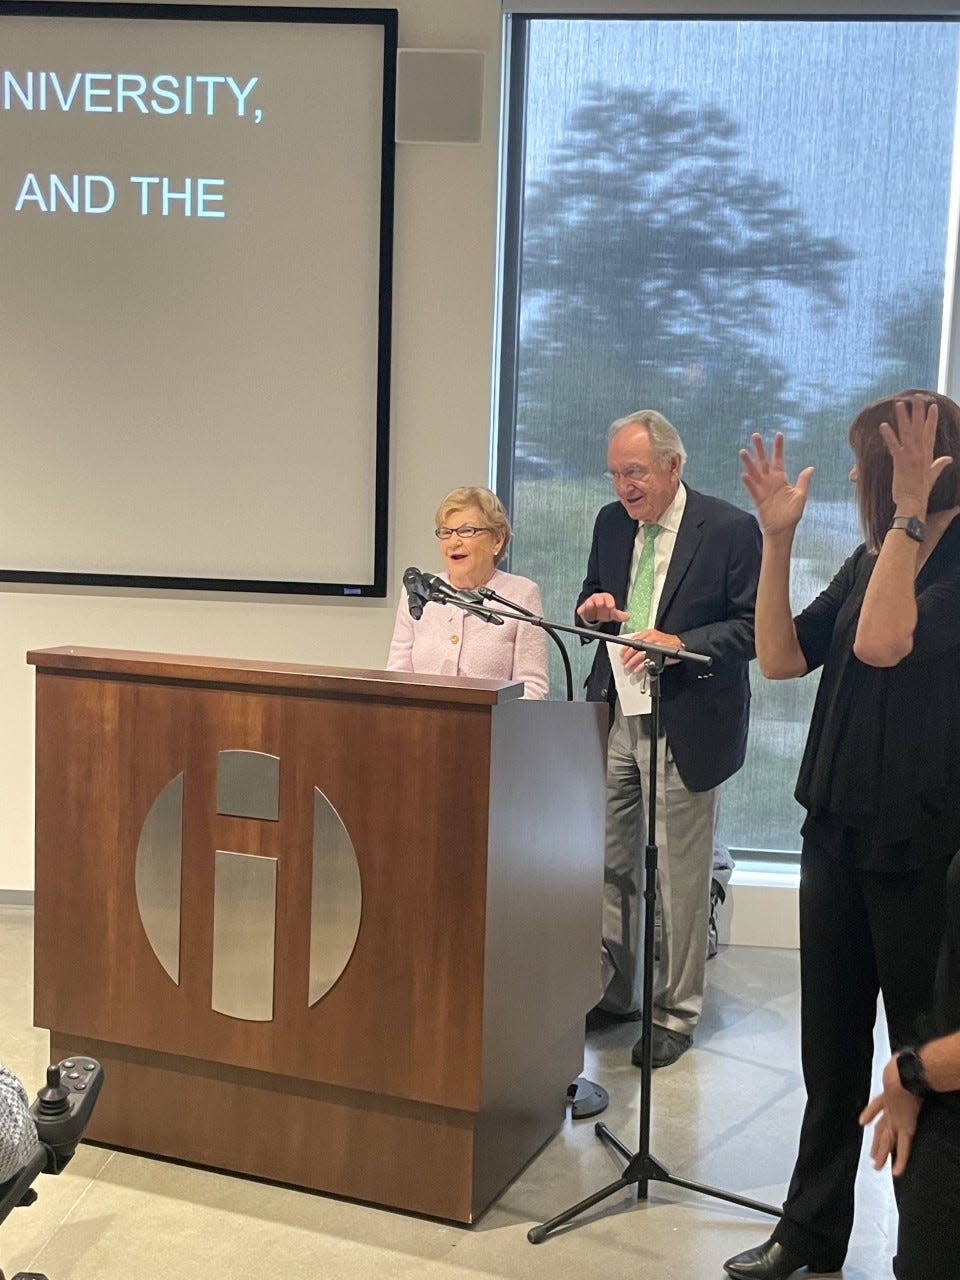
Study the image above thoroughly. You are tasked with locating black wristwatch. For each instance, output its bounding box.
[897,1047,931,1097]
[889,515,926,543]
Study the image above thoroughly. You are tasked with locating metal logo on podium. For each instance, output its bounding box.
[133,750,362,1022]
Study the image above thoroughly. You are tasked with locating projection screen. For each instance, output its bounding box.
[0,2,396,595]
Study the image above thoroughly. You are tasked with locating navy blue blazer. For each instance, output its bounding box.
[577,484,761,793]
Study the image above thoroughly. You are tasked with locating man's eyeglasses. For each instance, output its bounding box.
[606,466,649,486]
[435,525,492,540]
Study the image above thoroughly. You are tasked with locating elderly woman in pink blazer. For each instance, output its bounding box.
[387,486,549,699]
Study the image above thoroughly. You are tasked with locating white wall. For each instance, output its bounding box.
[0,0,506,892]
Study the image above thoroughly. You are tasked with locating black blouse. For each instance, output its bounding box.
[793,514,960,866]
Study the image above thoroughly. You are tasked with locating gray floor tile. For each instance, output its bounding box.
[0,908,898,1279]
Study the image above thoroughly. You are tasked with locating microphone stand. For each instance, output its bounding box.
[423,583,780,1235]
[423,577,695,691]
[526,644,780,1243]
[425,584,763,1188]
[476,585,574,702]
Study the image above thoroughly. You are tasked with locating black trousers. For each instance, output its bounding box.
[894,848,960,1280]
[894,1095,960,1279]
[772,838,954,1268]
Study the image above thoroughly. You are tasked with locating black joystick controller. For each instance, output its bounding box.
[0,1057,104,1280]
[30,1058,103,1174]
[34,1067,69,1118]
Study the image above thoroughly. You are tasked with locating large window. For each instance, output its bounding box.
[498,16,960,853]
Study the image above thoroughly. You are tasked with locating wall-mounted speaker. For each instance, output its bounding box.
[395,49,485,144]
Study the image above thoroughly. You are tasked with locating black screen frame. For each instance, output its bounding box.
[0,1,396,597]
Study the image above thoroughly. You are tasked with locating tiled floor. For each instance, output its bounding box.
[0,907,898,1279]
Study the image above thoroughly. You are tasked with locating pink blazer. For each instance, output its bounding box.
[386,569,549,699]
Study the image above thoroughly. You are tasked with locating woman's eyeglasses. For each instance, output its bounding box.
[435,525,492,540]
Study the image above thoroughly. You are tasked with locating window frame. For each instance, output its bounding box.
[494,8,960,862]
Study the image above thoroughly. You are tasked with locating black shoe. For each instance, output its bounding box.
[631,1025,692,1068]
[586,1005,642,1032]
[723,1238,842,1279]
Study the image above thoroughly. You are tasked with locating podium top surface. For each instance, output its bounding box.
[26,646,524,706]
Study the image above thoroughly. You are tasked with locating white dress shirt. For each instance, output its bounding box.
[609,482,687,716]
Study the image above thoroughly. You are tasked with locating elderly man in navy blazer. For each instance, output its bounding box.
[577,409,761,1067]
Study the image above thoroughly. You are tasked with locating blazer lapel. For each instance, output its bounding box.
[655,485,704,625]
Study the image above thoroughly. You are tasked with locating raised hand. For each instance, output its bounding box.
[880,394,953,513]
[577,592,628,626]
[740,432,815,536]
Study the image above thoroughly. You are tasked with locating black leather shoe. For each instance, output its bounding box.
[723,1237,842,1279]
[586,1005,642,1032]
[631,1025,692,1068]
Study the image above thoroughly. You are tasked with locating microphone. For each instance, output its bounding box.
[419,570,483,606]
[420,572,504,625]
[402,566,428,621]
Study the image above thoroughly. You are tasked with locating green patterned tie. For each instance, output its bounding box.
[625,523,662,633]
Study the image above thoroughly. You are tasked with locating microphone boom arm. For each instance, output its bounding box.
[426,579,712,701]
[477,586,575,700]
[474,589,711,668]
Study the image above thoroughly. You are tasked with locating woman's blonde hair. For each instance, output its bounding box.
[435,486,511,564]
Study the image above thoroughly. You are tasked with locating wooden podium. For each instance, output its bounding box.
[28,648,606,1222]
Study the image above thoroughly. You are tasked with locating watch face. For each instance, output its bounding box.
[892,516,926,542]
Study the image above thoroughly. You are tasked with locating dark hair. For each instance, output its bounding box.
[848,389,960,552]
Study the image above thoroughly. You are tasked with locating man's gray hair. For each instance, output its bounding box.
[608,410,687,473]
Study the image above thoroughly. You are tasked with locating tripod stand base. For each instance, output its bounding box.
[567,1077,609,1119]
[528,661,780,1249]
[527,1122,780,1244]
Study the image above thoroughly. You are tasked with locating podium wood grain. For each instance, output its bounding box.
[29,647,605,1221]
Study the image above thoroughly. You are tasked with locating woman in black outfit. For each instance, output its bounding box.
[723,392,960,1280]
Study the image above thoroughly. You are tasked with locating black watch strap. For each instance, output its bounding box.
[897,1047,931,1097]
